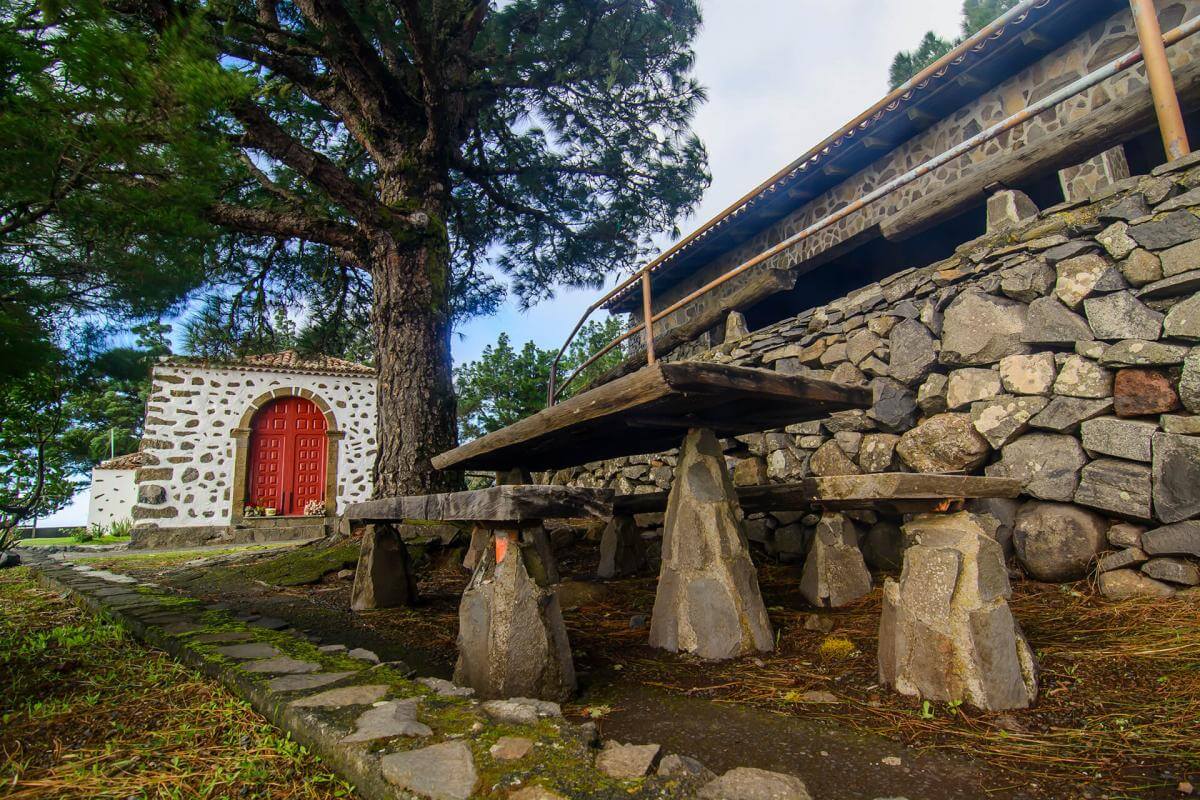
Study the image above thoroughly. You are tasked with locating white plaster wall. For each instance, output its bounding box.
[133,363,377,529]
[87,468,137,529]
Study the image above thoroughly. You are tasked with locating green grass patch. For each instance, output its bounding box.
[235,541,361,587]
[0,567,356,799]
[15,535,130,547]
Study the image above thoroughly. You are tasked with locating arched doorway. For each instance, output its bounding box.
[246,396,329,516]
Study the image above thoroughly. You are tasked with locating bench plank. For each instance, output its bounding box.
[432,362,870,472]
[347,485,614,524]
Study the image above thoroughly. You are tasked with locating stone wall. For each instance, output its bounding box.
[632,1,1200,346]
[132,363,377,532]
[560,156,1200,595]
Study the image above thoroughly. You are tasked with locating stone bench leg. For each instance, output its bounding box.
[462,525,489,572]
[879,511,1038,711]
[453,525,576,701]
[800,512,873,608]
[648,427,774,659]
[350,523,419,610]
[597,514,647,579]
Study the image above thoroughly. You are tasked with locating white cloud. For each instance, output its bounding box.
[455,0,965,365]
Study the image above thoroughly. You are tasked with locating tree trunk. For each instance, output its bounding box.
[369,209,460,497]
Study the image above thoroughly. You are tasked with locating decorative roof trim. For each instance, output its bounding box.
[157,349,375,378]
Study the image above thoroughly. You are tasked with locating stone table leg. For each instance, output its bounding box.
[597,514,647,579]
[350,523,419,610]
[453,525,576,701]
[648,427,774,659]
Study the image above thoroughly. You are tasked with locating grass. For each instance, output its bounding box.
[0,567,357,799]
[237,541,361,586]
[75,543,292,572]
[14,535,130,547]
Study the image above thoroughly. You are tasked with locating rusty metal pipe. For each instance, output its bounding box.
[1130,0,1190,160]
[552,13,1200,403]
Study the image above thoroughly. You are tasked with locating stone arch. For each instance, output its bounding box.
[230,387,345,523]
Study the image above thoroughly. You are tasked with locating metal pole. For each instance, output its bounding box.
[641,272,656,364]
[1130,0,1191,159]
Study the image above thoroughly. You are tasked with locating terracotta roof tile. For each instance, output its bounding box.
[160,350,375,378]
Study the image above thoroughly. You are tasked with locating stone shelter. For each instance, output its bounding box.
[86,451,147,531]
[127,350,378,549]
[554,0,1200,598]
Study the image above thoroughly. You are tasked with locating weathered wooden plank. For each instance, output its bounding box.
[432,362,870,472]
[612,474,1020,515]
[347,485,613,524]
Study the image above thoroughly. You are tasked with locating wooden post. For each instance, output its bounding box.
[641,270,656,364]
[1130,0,1191,160]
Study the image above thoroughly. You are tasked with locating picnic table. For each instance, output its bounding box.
[345,361,1020,700]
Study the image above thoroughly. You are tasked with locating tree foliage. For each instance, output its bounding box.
[454,317,624,441]
[16,0,710,494]
[887,0,1020,89]
[0,0,236,373]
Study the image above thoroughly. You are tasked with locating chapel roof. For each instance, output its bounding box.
[158,349,376,378]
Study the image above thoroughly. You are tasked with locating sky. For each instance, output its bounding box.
[40,0,965,529]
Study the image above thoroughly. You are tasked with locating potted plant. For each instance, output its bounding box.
[244,504,261,518]
[264,507,277,517]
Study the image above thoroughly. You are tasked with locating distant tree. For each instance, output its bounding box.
[0,363,76,549]
[454,317,624,441]
[962,0,1020,36]
[60,323,173,464]
[888,30,954,90]
[887,0,1018,89]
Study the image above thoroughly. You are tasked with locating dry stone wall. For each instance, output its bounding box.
[560,156,1200,595]
[132,363,377,531]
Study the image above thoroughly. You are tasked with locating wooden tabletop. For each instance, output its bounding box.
[433,361,871,472]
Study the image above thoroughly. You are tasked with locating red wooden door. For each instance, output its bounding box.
[247,397,327,515]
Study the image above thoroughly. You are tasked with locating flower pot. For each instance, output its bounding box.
[265,508,277,517]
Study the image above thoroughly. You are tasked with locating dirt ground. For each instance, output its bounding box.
[72,536,1200,800]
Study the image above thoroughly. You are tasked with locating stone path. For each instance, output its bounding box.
[23,553,846,800]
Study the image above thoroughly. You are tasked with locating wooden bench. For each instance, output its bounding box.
[345,474,1022,526]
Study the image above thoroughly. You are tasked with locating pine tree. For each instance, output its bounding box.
[62,0,709,495]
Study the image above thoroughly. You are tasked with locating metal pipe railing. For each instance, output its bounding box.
[548,6,1199,405]
[1131,0,1191,160]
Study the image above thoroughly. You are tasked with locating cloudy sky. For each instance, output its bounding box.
[44,0,964,527]
[451,0,965,365]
